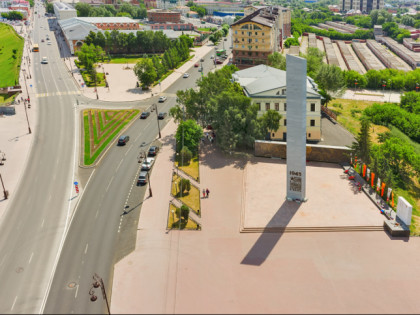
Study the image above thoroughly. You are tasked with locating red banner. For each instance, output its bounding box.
[363,164,366,177]
[381,182,386,197]
[371,172,375,187]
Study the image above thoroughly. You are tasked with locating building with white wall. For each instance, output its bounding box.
[53,2,77,20]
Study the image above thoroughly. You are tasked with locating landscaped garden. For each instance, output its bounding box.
[83,109,139,165]
[0,23,24,88]
[167,203,199,230]
[175,155,199,182]
[171,173,201,215]
[0,93,17,105]
[80,71,106,87]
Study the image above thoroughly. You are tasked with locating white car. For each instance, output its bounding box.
[41,56,48,64]
[183,73,190,78]
[141,157,155,171]
[47,41,51,45]
[158,96,167,102]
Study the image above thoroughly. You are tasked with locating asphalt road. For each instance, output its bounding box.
[0,3,79,313]
[42,40,224,313]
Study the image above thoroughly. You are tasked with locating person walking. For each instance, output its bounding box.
[206,188,209,198]
[202,189,205,198]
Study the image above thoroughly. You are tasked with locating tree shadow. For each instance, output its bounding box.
[241,200,302,266]
[199,143,250,170]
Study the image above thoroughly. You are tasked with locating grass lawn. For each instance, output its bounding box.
[334,99,420,235]
[197,28,212,32]
[171,173,201,215]
[80,71,106,87]
[175,155,199,181]
[167,203,199,230]
[0,23,24,88]
[0,93,16,105]
[83,109,139,165]
[108,56,144,64]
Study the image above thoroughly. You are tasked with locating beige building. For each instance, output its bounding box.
[342,0,383,13]
[231,6,291,69]
[232,65,322,141]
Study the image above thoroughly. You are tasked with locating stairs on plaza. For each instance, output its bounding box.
[240,225,384,233]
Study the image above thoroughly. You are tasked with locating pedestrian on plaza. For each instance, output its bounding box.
[206,188,209,198]
[202,189,205,198]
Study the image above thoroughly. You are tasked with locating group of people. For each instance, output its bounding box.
[202,131,216,144]
[202,188,210,198]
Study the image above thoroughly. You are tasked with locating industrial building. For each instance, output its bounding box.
[341,0,384,13]
[53,2,77,20]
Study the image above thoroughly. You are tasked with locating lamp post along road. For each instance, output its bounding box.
[0,173,8,200]
[154,103,161,138]
[148,172,152,197]
[24,100,32,134]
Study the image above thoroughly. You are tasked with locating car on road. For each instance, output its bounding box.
[183,73,190,78]
[194,62,199,67]
[41,39,44,42]
[148,146,159,156]
[41,56,48,64]
[140,111,150,119]
[215,59,223,64]
[137,171,148,185]
[141,157,155,171]
[47,41,51,45]
[200,58,204,62]
[158,96,167,102]
[198,67,203,72]
[158,112,167,120]
[210,55,214,59]
[118,135,130,145]
[224,38,227,41]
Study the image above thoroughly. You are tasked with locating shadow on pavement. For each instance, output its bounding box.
[241,201,302,266]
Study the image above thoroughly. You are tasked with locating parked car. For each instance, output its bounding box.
[148,146,159,156]
[41,39,44,42]
[141,157,155,171]
[198,67,203,72]
[140,112,150,119]
[118,135,130,145]
[137,171,148,185]
[158,112,167,120]
[41,56,48,64]
[47,41,51,45]
[210,55,214,59]
[183,73,190,78]
[215,59,223,64]
[194,62,199,67]
[200,58,204,62]
[158,96,167,103]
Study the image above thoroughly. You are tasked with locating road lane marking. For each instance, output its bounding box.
[28,252,34,264]
[125,144,133,156]
[11,296,17,311]
[47,195,52,202]
[134,133,142,142]
[41,218,45,228]
[75,285,79,299]
[116,159,123,172]
[84,243,88,254]
[95,209,99,219]
[106,176,114,192]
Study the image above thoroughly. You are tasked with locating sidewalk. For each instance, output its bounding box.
[340,88,401,103]
[62,43,219,102]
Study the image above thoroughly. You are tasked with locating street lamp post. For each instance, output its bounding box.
[148,172,152,197]
[24,100,32,134]
[94,72,99,100]
[89,273,111,315]
[382,80,386,91]
[154,103,161,139]
[354,79,357,90]
[0,173,8,200]
[22,69,29,98]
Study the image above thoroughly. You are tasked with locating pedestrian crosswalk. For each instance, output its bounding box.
[36,91,80,98]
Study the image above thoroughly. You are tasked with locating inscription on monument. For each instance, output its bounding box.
[289,171,302,192]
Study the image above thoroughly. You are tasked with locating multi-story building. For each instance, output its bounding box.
[342,0,383,13]
[147,9,181,23]
[231,6,291,69]
[232,65,322,141]
[53,2,77,20]
[156,0,184,10]
[149,22,195,30]
[76,17,140,30]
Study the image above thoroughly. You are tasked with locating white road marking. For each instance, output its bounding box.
[106,176,114,192]
[125,145,133,156]
[28,252,34,264]
[95,209,99,219]
[116,159,123,172]
[11,296,17,311]
[84,243,88,254]
[134,133,142,142]
[75,285,79,299]
[41,219,45,228]
[47,195,52,202]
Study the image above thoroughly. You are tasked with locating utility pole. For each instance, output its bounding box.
[0,173,8,199]
[24,100,32,134]
[89,273,111,315]
[148,172,152,197]
[154,103,161,138]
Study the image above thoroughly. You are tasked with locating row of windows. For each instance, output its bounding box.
[256,103,317,111]
[235,44,261,49]
[281,119,316,127]
[237,38,265,43]
[238,24,262,30]
[235,30,265,36]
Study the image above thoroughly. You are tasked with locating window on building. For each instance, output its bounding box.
[282,89,286,95]
[242,31,244,35]
[262,32,265,36]
[275,103,279,111]
[272,132,275,137]
[255,52,258,56]
[310,119,315,126]
[255,38,258,42]
[248,31,252,36]
[284,103,287,111]
[284,119,287,126]
[235,30,237,34]
[256,46,258,49]
[265,103,270,110]
[262,39,264,43]
[308,133,311,138]
[311,103,315,111]
[242,45,245,48]
[255,31,258,35]
[242,38,244,41]
[256,103,261,110]
[235,44,238,48]
[254,25,261,30]
[248,38,252,43]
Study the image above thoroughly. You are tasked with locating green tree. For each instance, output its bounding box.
[351,117,372,165]
[175,204,190,221]
[401,15,415,27]
[46,2,54,13]
[76,44,103,70]
[6,11,24,20]
[344,70,367,88]
[175,120,203,154]
[133,58,157,89]
[178,178,191,194]
[400,91,420,114]
[315,64,346,95]
[179,146,193,165]
[75,2,91,16]
[302,47,324,78]
[260,110,282,139]
[268,52,286,70]
[284,37,299,48]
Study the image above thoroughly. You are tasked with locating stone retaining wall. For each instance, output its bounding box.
[255,140,351,163]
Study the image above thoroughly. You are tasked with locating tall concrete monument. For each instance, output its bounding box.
[286,55,307,202]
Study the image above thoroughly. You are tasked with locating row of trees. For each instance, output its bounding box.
[186,1,206,17]
[84,30,187,54]
[1,11,24,20]
[133,35,192,88]
[169,65,282,152]
[208,24,229,45]
[75,2,147,19]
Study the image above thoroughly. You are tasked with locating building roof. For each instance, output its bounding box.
[76,16,137,24]
[53,2,76,11]
[59,18,98,40]
[232,64,320,96]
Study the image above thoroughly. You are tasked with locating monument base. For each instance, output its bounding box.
[383,218,410,237]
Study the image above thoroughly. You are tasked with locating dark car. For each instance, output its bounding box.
[118,135,129,145]
[215,59,223,64]
[194,62,199,67]
[140,112,150,119]
[158,112,167,120]
[148,146,159,156]
[137,171,148,185]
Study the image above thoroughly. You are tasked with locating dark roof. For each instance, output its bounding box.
[231,6,282,28]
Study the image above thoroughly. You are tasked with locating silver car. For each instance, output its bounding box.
[141,157,155,171]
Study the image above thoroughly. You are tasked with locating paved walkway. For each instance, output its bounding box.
[111,119,420,314]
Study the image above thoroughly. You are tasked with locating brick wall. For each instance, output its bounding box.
[254,140,351,164]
